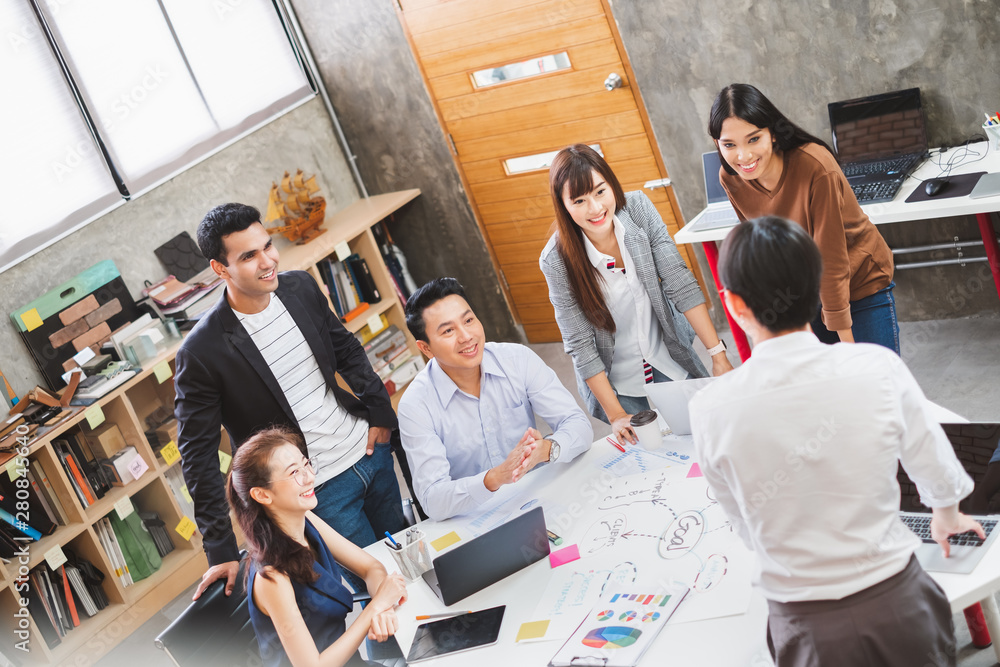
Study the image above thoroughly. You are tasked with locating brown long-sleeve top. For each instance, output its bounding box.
[720,143,894,331]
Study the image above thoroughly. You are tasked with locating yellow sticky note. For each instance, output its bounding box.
[334,240,352,261]
[44,545,68,571]
[175,517,197,541]
[114,496,134,520]
[365,313,385,336]
[180,485,192,504]
[6,458,22,481]
[85,404,105,429]
[161,440,180,465]
[153,360,173,384]
[20,308,43,332]
[219,450,232,474]
[515,619,550,642]
[430,531,461,552]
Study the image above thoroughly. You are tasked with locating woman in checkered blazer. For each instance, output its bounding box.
[539,144,734,445]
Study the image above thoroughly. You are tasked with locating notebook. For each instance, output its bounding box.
[899,423,1000,574]
[828,88,929,203]
[644,377,715,436]
[421,506,549,606]
[682,152,740,233]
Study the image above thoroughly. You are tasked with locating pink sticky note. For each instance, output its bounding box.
[687,462,703,478]
[549,544,580,568]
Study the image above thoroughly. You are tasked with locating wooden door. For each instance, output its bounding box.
[397,0,704,342]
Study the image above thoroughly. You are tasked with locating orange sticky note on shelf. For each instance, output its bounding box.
[175,517,197,541]
[516,619,550,642]
[430,531,461,552]
[549,544,580,568]
[20,308,43,332]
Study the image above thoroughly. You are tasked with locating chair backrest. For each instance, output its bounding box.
[154,555,259,667]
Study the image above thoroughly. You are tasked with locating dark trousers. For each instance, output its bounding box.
[766,555,956,667]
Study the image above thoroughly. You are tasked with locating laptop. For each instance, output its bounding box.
[644,377,715,436]
[828,88,929,204]
[684,152,740,232]
[421,506,549,606]
[899,423,1000,574]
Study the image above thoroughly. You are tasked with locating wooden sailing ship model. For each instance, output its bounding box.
[263,169,327,244]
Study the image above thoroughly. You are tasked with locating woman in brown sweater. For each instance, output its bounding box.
[708,83,899,354]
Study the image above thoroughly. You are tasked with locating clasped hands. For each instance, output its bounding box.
[367,573,408,642]
[484,427,549,492]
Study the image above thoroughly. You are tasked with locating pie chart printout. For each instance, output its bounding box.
[596,610,614,621]
[642,611,661,622]
[618,611,637,622]
[582,626,642,649]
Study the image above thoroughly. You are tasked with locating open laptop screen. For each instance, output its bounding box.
[897,423,1000,514]
[702,151,729,204]
[828,88,928,163]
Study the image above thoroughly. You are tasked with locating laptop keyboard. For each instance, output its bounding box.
[900,514,997,546]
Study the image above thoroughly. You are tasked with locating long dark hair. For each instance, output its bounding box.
[548,144,627,332]
[708,84,833,176]
[226,427,318,584]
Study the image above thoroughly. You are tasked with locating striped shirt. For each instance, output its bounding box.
[235,295,367,484]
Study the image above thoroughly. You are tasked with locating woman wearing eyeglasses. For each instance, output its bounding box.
[227,427,407,667]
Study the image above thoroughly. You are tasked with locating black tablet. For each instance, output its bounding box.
[406,605,506,663]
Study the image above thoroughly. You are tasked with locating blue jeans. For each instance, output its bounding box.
[811,282,900,355]
[313,442,406,593]
[613,367,671,419]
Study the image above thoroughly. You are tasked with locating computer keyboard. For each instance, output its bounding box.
[851,180,903,203]
[900,514,997,546]
[842,154,921,179]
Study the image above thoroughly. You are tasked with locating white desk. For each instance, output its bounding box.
[369,439,770,666]
[674,144,1000,361]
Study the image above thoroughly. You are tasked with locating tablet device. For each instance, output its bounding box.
[970,172,1000,199]
[406,605,506,663]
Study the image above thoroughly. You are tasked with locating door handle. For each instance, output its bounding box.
[604,73,623,91]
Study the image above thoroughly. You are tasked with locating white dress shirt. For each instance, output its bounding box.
[397,342,593,521]
[689,332,972,603]
[582,217,688,396]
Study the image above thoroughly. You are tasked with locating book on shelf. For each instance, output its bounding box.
[139,511,175,558]
[53,439,96,507]
[345,254,381,304]
[108,509,162,582]
[0,505,42,540]
[28,571,62,647]
[65,563,99,617]
[96,517,133,587]
[0,468,57,536]
[59,565,81,628]
[318,258,344,317]
[29,458,69,525]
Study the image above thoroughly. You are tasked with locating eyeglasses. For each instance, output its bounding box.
[270,456,319,487]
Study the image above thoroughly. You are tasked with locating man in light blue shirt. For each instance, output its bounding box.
[398,278,593,520]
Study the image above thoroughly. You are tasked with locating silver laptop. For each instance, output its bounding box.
[644,377,715,436]
[899,423,1000,574]
[684,152,740,233]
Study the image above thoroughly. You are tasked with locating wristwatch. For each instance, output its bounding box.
[706,340,727,357]
[546,437,561,463]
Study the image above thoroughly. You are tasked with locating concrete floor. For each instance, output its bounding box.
[97,314,1000,667]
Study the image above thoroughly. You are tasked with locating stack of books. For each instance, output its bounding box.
[26,557,109,649]
[358,324,424,396]
[317,253,382,321]
[0,459,67,555]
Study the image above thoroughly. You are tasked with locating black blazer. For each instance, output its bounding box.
[174,270,395,564]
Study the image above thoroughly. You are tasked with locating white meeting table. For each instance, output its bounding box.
[674,143,1000,362]
[370,427,1000,665]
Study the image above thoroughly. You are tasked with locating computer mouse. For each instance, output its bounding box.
[925,178,948,197]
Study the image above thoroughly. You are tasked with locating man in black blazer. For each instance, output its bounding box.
[174,203,405,598]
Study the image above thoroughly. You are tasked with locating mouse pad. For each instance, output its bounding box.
[905,172,986,203]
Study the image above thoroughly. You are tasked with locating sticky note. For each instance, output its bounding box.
[160,440,180,465]
[219,450,232,474]
[366,313,385,336]
[114,496,135,520]
[6,458,22,481]
[686,462,703,478]
[516,620,550,642]
[127,455,149,480]
[85,404,105,429]
[180,485,192,504]
[44,545,68,571]
[153,360,173,384]
[175,517,197,541]
[430,531,461,552]
[20,308,43,332]
[334,240,352,261]
[549,544,580,568]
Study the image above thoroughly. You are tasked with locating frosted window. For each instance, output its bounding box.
[472,52,571,88]
[505,144,603,175]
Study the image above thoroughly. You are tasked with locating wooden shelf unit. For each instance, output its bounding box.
[1,190,421,665]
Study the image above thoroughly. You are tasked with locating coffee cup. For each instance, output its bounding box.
[630,410,662,450]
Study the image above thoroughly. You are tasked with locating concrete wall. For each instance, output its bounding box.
[610,0,1000,321]
[288,0,522,344]
[0,98,359,391]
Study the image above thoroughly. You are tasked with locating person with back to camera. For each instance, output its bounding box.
[227,426,407,667]
[539,144,734,445]
[689,216,982,667]
[708,83,900,353]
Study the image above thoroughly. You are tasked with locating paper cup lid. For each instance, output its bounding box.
[630,410,658,427]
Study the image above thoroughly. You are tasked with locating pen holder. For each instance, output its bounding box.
[386,529,432,581]
[985,123,1000,153]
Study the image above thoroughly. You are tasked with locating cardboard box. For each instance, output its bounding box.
[87,423,126,459]
[155,419,178,448]
[110,446,139,484]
